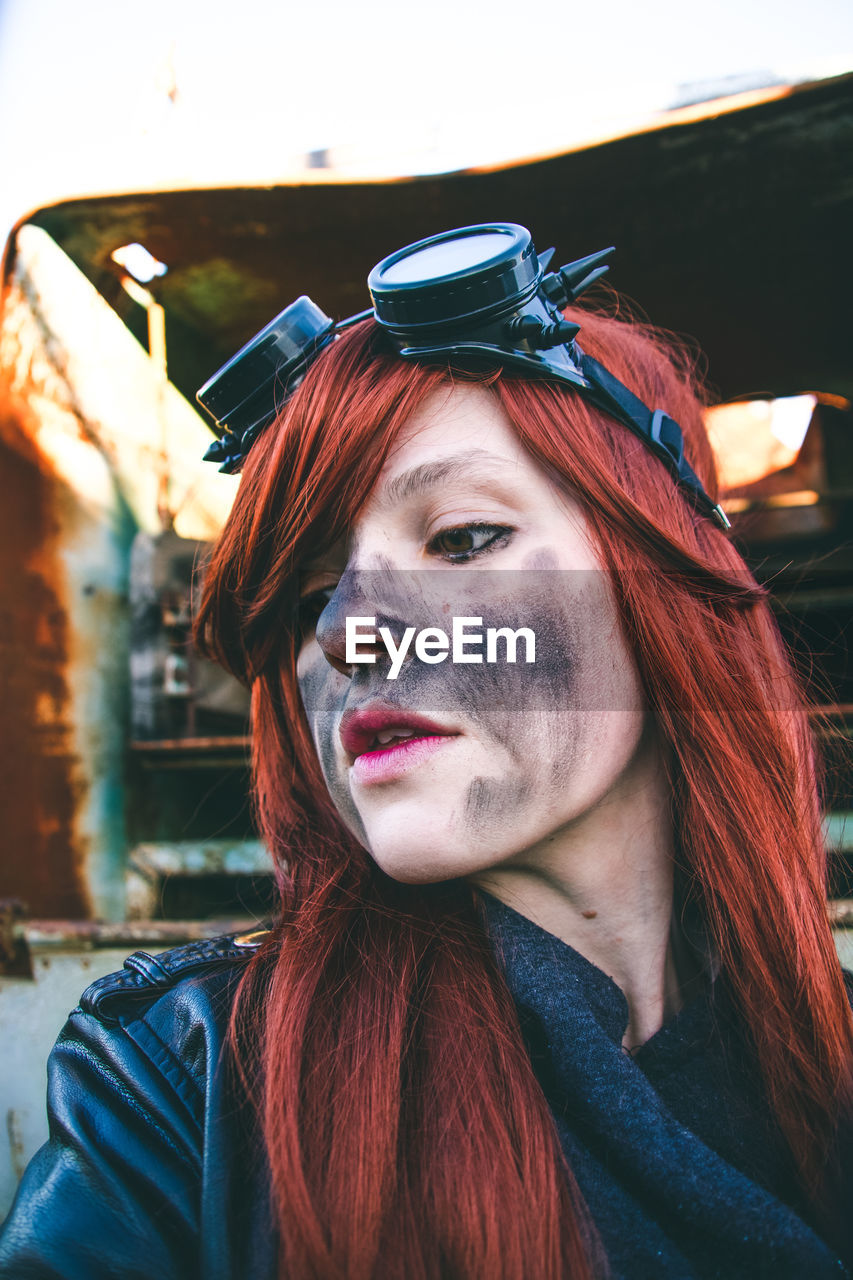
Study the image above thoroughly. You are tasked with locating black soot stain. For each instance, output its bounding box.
[463,774,537,832]
[297,548,615,848]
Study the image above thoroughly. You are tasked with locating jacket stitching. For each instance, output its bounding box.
[127,1017,206,1131]
[58,1033,201,1176]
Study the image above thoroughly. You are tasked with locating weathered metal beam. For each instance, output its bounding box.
[17,915,264,950]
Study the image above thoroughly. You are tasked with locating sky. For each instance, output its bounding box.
[0,0,851,246]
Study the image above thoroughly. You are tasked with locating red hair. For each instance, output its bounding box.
[195,309,853,1278]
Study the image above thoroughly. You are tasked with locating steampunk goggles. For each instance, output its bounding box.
[196,222,729,530]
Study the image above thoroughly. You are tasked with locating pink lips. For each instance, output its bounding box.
[340,703,459,785]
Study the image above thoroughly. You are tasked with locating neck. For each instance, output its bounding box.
[470,732,701,1051]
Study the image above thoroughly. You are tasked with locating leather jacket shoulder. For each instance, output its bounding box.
[0,931,277,1280]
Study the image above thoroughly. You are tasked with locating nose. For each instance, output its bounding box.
[314,568,417,679]
[314,586,381,677]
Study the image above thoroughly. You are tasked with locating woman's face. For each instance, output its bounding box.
[295,383,650,884]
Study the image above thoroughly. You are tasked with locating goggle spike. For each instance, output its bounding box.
[538,247,556,271]
[538,319,581,349]
[203,436,236,464]
[557,247,615,298]
[506,314,547,343]
[505,315,581,350]
[563,264,611,301]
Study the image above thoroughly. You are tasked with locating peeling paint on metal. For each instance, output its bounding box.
[0,384,91,918]
[126,840,269,919]
[20,915,263,948]
[0,226,245,920]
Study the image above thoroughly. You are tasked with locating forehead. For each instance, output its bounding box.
[299,380,595,571]
[366,382,533,510]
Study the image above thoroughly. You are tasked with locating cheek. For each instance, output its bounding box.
[296,643,340,770]
[458,571,644,837]
[461,773,539,846]
[443,583,587,839]
[296,645,368,842]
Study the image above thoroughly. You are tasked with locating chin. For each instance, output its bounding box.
[373,856,456,886]
[362,815,498,885]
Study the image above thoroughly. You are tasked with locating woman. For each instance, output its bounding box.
[1,223,851,1280]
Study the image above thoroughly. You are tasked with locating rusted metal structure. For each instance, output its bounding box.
[1,71,852,1212]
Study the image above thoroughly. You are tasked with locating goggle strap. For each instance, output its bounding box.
[578,353,727,527]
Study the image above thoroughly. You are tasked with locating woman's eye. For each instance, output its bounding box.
[297,585,337,634]
[428,523,512,562]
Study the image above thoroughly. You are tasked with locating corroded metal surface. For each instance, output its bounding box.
[128,735,252,753]
[0,909,264,972]
[0,228,247,920]
[0,243,134,921]
[125,839,269,919]
[129,529,250,742]
[0,388,92,919]
[0,900,32,977]
[19,914,262,949]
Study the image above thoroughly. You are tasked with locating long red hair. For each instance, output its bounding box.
[195,308,853,1278]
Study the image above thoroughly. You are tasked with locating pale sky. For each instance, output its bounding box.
[0,0,851,245]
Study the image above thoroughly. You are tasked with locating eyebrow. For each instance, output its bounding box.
[378,449,515,509]
[301,450,519,575]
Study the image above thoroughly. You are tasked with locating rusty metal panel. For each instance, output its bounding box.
[0,226,245,920]
[0,387,95,919]
[0,243,134,920]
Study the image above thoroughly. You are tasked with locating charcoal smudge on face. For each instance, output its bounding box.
[464,774,536,834]
[296,647,369,846]
[521,546,563,571]
[296,552,625,853]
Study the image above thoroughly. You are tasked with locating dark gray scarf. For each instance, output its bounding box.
[478,889,850,1280]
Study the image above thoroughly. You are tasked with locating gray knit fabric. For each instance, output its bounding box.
[478,890,851,1279]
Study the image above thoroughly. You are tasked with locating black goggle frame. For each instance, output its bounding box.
[196,223,729,530]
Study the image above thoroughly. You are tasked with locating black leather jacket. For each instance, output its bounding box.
[0,932,277,1280]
